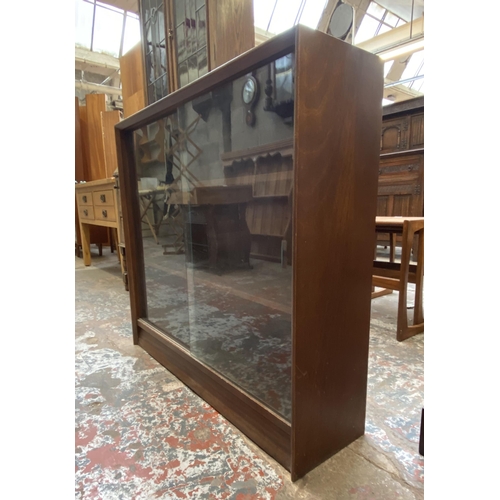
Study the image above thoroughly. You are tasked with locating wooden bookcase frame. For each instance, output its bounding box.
[115,25,383,480]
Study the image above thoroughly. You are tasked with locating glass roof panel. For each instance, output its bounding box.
[297,0,328,30]
[253,0,276,31]
[92,4,124,56]
[355,15,379,44]
[367,2,385,18]
[75,0,94,49]
[267,0,304,35]
[401,49,424,81]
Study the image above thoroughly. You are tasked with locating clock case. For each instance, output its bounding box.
[115,25,383,481]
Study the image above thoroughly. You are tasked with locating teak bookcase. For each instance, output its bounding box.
[115,25,383,480]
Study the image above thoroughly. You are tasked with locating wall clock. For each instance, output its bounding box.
[242,75,259,126]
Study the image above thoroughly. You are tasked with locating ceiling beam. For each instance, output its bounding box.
[75,80,122,96]
[355,15,424,53]
[75,47,121,71]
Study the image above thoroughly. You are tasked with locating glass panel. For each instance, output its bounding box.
[401,50,424,81]
[196,6,206,51]
[157,5,165,42]
[142,0,150,20]
[384,11,400,27]
[147,83,155,104]
[383,60,394,78]
[146,50,154,84]
[154,77,163,101]
[197,47,208,78]
[267,0,304,35]
[153,44,162,80]
[75,0,94,49]
[178,61,189,88]
[367,2,385,19]
[195,0,205,11]
[188,54,198,84]
[377,23,391,36]
[298,0,329,30]
[186,1,195,56]
[92,4,123,57]
[175,0,185,26]
[135,54,296,420]
[176,24,186,63]
[355,15,379,44]
[160,39,167,74]
[145,21,153,52]
[253,0,276,32]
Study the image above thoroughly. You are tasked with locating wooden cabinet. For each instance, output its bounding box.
[116,26,383,481]
[138,0,255,104]
[377,97,424,230]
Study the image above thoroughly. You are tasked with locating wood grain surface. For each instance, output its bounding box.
[86,94,108,180]
[120,43,146,118]
[101,110,121,177]
[291,25,384,480]
[208,0,255,69]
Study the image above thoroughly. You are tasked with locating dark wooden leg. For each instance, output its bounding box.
[419,408,424,456]
[98,243,103,256]
[389,232,396,262]
[413,228,424,326]
[396,221,412,341]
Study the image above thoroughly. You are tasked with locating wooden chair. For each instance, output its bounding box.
[372,217,424,342]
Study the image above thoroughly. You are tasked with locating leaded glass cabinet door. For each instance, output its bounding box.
[173,0,208,88]
[140,0,169,103]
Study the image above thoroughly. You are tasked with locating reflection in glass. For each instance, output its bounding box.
[134,55,295,420]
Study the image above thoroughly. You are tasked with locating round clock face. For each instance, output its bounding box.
[242,78,256,104]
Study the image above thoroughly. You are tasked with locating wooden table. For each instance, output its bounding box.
[372,216,424,341]
[76,178,127,289]
[170,185,253,271]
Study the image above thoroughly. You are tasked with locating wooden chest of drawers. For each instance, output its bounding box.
[75,178,127,288]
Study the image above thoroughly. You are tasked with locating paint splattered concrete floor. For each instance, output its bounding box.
[75,247,423,499]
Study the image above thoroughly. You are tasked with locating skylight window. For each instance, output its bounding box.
[400,49,424,92]
[75,0,141,57]
[254,0,327,35]
[356,1,406,44]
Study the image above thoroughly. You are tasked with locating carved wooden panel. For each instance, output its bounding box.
[410,113,424,149]
[377,153,424,218]
[380,116,409,153]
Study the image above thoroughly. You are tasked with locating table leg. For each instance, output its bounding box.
[413,228,424,325]
[396,221,413,341]
[389,233,396,262]
[80,223,91,266]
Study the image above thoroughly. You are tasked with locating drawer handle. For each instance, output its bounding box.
[100,194,106,203]
[102,210,108,218]
[83,209,88,216]
[82,195,87,203]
